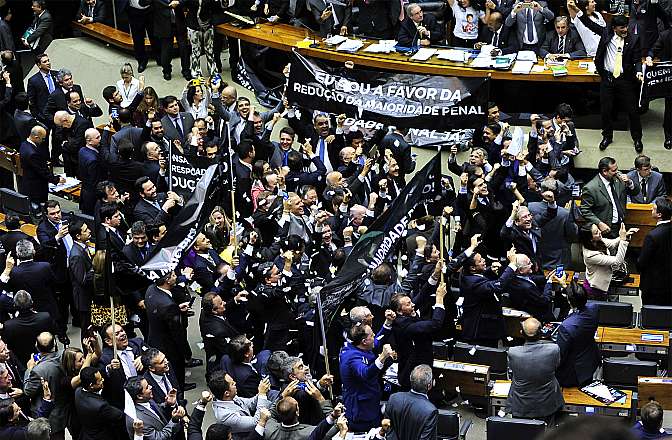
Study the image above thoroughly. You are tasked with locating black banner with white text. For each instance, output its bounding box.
[641,62,672,104]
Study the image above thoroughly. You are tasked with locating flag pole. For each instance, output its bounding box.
[315,289,333,399]
[225,122,238,257]
[439,215,445,284]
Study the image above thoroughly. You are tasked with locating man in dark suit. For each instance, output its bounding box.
[133,176,181,225]
[539,16,587,59]
[1,290,55,364]
[0,7,13,52]
[109,108,146,161]
[390,274,446,390]
[579,13,643,152]
[75,366,125,440]
[68,220,94,337]
[460,246,517,347]
[384,365,438,440]
[233,142,255,219]
[220,335,261,399]
[100,324,149,379]
[0,216,39,267]
[22,0,53,53]
[98,202,126,251]
[145,272,190,389]
[648,29,672,148]
[508,254,555,322]
[555,282,600,387]
[12,92,42,142]
[199,292,241,368]
[287,112,344,173]
[44,69,84,123]
[26,53,58,127]
[161,96,194,145]
[190,233,224,293]
[504,0,555,52]
[477,11,519,55]
[54,110,93,178]
[104,139,146,203]
[637,196,672,306]
[18,125,64,206]
[507,317,564,423]
[626,155,666,204]
[124,376,185,440]
[37,200,73,341]
[397,3,444,47]
[142,347,189,408]
[580,157,640,238]
[78,128,109,215]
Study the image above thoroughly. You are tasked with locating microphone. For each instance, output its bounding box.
[297,20,320,48]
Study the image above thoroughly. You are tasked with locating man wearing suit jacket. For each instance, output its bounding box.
[75,366,125,440]
[391,273,446,390]
[79,128,109,215]
[397,4,444,47]
[579,13,644,151]
[540,16,587,59]
[477,11,519,54]
[199,292,241,368]
[26,54,58,126]
[68,220,94,336]
[190,233,223,294]
[139,0,189,80]
[13,93,42,142]
[143,348,189,408]
[219,336,262,399]
[627,155,666,204]
[125,376,185,440]
[555,282,600,387]
[648,29,672,148]
[507,318,564,422]
[528,195,577,270]
[580,157,640,238]
[504,0,555,52]
[2,291,55,365]
[18,126,64,205]
[44,69,84,123]
[460,247,517,347]
[287,112,345,174]
[23,0,53,53]
[384,365,438,440]
[637,196,672,306]
[161,96,194,145]
[133,176,181,225]
[508,255,555,322]
[233,142,255,219]
[53,110,93,177]
[145,273,190,389]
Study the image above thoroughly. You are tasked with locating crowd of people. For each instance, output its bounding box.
[0,0,671,438]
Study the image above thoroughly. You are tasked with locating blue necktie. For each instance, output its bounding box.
[283,150,289,166]
[46,74,55,93]
[319,138,326,162]
[526,8,534,42]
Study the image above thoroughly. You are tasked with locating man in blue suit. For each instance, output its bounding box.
[189,232,224,294]
[384,364,438,440]
[285,148,326,194]
[460,246,517,347]
[78,128,109,215]
[18,125,64,206]
[339,324,396,432]
[637,196,672,306]
[626,155,667,204]
[555,281,600,387]
[508,254,555,323]
[26,53,58,126]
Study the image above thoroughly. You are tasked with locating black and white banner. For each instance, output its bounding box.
[168,146,215,202]
[316,153,443,328]
[140,164,228,280]
[286,51,489,132]
[641,62,672,104]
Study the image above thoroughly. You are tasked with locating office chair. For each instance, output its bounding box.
[640,305,672,331]
[453,342,508,378]
[0,188,32,222]
[437,409,472,440]
[591,301,634,327]
[602,357,658,387]
[486,416,546,440]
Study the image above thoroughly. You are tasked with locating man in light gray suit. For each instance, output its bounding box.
[209,370,272,440]
[627,155,667,204]
[528,179,578,270]
[507,318,564,424]
[125,376,185,440]
[504,0,554,53]
[384,365,438,440]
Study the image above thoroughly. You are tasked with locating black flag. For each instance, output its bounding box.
[317,153,443,329]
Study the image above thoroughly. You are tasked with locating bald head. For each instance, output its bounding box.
[326,171,343,187]
[36,332,54,353]
[29,125,47,143]
[53,110,74,128]
[85,128,100,143]
[522,317,541,340]
[222,86,237,105]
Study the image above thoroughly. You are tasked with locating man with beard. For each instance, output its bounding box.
[132,176,181,225]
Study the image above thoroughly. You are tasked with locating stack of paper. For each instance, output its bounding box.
[517,50,538,61]
[336,39,364,52]
[436,49,469,62]
[364,40,397,53]
[49,176,81,192]
[410,47,437,61]
[491,382,512,396]
[512,60,535,74]
[324,34,347,46]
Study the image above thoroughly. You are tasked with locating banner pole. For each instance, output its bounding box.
[225,122,238,257]
[439,216,445,284]
[315,288,333,400]
[110,295,117,361]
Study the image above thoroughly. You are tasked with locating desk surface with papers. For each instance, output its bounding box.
[216,23,600,83]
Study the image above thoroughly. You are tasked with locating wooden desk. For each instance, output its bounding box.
[597,327,669,356]
[0,145,22,176]
[50,185,81,202]
[216,23,600,83]
[0,213,38,238]
[73,22,176,51]
[490,380,634,419]
[624,203,656,247]
[637,377,672,409]
[433,360,490,397]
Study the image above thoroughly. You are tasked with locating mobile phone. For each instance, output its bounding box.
[297,381,307,391]
[32,353,41,363]
[555,265,564,278]
[111,107,119,119]
[188,296,196,307]
[572,184,581,198]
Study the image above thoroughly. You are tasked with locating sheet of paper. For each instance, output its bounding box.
[410,48,437,61]
[364,43,396,53]
[49,175,81,192]
[336,39,364,52]
[512,60,534,74]
[531,65,546,73]
[583,383,615,401]
[436,49,469,62]
[471,56,493,68]
[325,34,347,45]
[492,382,512,396]
[517,50,537,61]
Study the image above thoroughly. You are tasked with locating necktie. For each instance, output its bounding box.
[121,350,137,377]
[162,375,172,395]
[319,138,326,162]
[641,178,648,203]
[610,180,624,220]
[173,117,184,138]
[282,150,289,166]
[149,400,167,423]
[46,73,55,93]
[613,39,623,78]
[526,9,534,43]
[492,30,498,46]
[558,36,565,54]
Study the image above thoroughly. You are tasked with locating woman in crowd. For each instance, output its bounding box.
[567,0,605,57]
[133,86,162,126]
[580,223,638,300]
[60,340,100,440]
[181,81,210,119]
[116,63,141,108]
[204,206,231,254]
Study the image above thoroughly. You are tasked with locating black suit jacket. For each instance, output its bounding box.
[637,222,672,305]
[37,218,69,283]
[133,194,176,225]
[507,276,555,323]
[233,158,254,219]
[199,312,240,365]
[397,14,444,47]
[191,250,223,293]
[145,285,190,363]
[18,140,60,202]
[580,13,642,79]
[555,303,600,387]
[44,85,84,123]
[651,28,672,60]
[63,113,93,159]
[1,311,55,364]
[12,110,41,141]
[478,25,519,54]
[539,30,587,59]
[143,368,186,409]
[68,242,94,312]
[26,70,59,123]
[7,262,59,319]
[219,356,261,398]
[75,388,125,440]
